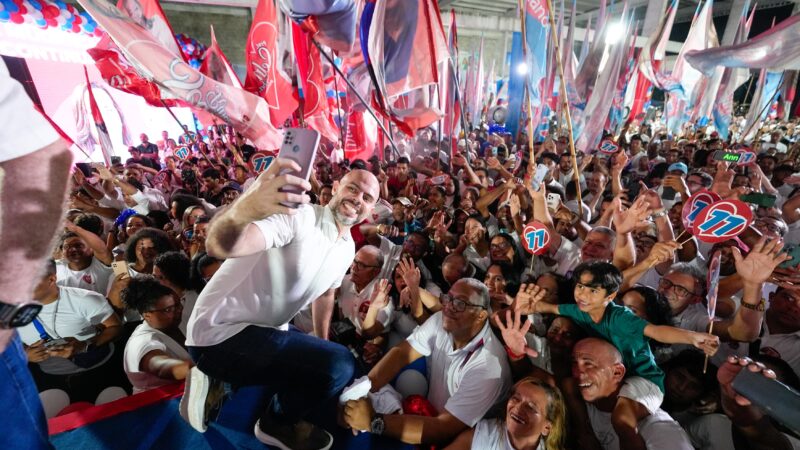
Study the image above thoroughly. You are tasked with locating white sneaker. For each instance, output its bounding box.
[179,366,225,433]
[253,418,333,450]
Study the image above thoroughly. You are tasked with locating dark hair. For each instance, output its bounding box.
[44,259,57,275]
[121,275,175,314]
[486,262,521,296]
[774,164,795,175]
[624,286,672,326]
[125,214,152,229]
[565,180,580,199]
[59,231,80,249]
[170,193,203,220]
[201,168,222,180]
[350,159,368,170]
[572,261,622,296]
[195,216,211,225]
[146,210,171,230]
[397,156,410,165]
[687,170,713,188]
[127,178,145,192]
[125,228,175,264]
[154,251,192,291]
[757,154,777,164]
[73,213,104,237]
[662,350,719,394]
[539,152,559,164]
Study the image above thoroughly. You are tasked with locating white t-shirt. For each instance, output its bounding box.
[406,312,511,427]
[56,257,113,296]
[0,59,60,162]
[552,235,582,276]
[587,403,693,450]
[338,276,394,334]
[759,324,800,378]
[471,418,545,450]
[179,290,199,337]
[18,286,115,375]
[187,204,354,347]
[124,322,191,394]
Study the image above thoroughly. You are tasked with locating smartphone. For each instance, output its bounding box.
[430,175,447,185]
[740,193,777,209]
[712,150,741,163]
[546,193,560,212]
[531,164,549,191]
[111,261,129,277]
[661,186,677,201]
[183,229,194,241]
[732,366,800,435]
[75,162,94,178]
[277,128,320,208]
[780,245,800,269]
[44,338,68,348]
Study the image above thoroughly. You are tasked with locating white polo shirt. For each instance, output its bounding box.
[587,404,693,450]
[56,257,113,296]
[759,325,800,377]
[406,312,511,427]
[187,204,354,347]
[338,276,394,334]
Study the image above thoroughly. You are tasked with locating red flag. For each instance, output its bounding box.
[629,64,656,122]
[244,0,298,127]
[117,0,184,60]
[88,34,165,107]
[344,109,377,161]
[200,25,242,89]
[83,66,114,167]
[292,22,340,143]
[79,0,283,150]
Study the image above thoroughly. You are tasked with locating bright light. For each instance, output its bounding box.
[516,62,528,75]
[605,21,626,45]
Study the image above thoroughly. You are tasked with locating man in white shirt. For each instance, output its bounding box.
[56,221,113,296]
[572,338,693,450]
[181,159,380,450]
[0,58,73,449]
[342,278,511,445]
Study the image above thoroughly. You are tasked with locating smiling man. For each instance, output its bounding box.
[572,338,693,450]
[180,159,380,450]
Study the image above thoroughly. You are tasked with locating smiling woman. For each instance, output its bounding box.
[445,376,567,450]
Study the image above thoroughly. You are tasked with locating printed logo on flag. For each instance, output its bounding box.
[526,0,549,26]
[175,146,190,160]
[154,170,169,185]
[251,152,274,173]
[523,221,551,255]
[694,200,753,243]
[598,140,619,154]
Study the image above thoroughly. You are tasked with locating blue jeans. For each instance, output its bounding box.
[0,333,52,449]
[189,325,355,425]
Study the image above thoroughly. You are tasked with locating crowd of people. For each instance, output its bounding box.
[9,112,800,450]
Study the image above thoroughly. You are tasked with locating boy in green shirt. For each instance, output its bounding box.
[515,261,719,450]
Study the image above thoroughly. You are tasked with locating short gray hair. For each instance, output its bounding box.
[667,262,706,296]
[588,226,617,248]
[358,245,384,268]
[455,278,490,309]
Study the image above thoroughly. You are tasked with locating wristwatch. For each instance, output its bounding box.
[0,300,43,329]
[650,209,668,219]
[370,413,385,435]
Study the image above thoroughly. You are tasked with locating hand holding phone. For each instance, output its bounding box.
[531,164,549,191]
[111,261,129,277]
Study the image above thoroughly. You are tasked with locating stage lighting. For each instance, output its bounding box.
[516,62,528,75]
[606,21,625,45]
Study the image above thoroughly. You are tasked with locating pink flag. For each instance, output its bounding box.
[83,66,114,166]
[685,13,800,75]
[200,25,242,89]
[292,21,340,143]
[244,0,299,128]
[344,109,377,161]
[88,33,165,107]
[79,0,283,150]
[116,0,184,60]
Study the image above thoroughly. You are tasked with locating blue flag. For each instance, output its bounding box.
[507,32,525,138]
[524,0,550,106]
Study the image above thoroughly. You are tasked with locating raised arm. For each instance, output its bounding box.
[65,219,113,265]
[205,159,311,258]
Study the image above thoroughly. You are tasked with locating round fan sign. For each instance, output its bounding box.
[706,251,722,319]
[154,170,169,185]
[682,190,721,233]
[693,200,753,243]
[522,222,551,256]
[598,140,619,154]
[174,146,190,160]
[251,152,275,174]
[737,151,756,166]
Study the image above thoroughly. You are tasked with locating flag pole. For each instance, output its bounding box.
[516,0,538,168]
[740,73,786,145]
[543,0,582,207]
[328,50,347,147]
[311,39,399,159]
[449,58,473,164]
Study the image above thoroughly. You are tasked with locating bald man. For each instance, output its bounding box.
[572,338,693,450]
[181,159,380,450]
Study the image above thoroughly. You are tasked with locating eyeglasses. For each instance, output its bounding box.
[490,241,511,251]
[440,294,486,313]
[754,219,785,236]
[352,260,381,270]
[658,278,696,299]
[147,303,182,314]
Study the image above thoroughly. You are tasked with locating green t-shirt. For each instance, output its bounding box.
[558,303,665,392]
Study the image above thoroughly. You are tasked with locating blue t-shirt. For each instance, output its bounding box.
[558,302,665,392]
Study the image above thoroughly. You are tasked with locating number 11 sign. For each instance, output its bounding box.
[523,222,551,256]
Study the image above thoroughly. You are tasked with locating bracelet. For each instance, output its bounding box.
[650,209,668,219]
[740,299,766,312]
[504,345,526,361]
